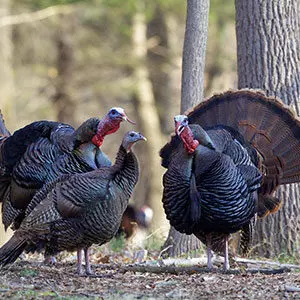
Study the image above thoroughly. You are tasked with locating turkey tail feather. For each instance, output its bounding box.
[256,194,282,218]
[239,219,255,256]
[185,89,300,192]
[0,234,27,266]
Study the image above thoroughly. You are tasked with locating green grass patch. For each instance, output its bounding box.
[19,269,39,277]
[109,234,126,252]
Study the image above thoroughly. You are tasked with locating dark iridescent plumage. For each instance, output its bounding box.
[161,90,300,270]
[0,131,145,275]
[1,108,132,231]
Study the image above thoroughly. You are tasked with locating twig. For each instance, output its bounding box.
[285,285,300,292]
[45,279,60,298]
[0,4,77,28]
[145,227,167,240]
[235,257,300,269]
[121,264,291,275]
[158,245,173,259]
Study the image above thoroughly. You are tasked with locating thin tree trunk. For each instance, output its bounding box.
[163,0,210,257]
[132,2,168,234]
[181,0,210,113]
[0,0,13,246]
[236,0,300,256]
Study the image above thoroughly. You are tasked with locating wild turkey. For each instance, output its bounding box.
[160,89,300,270]
[0,131,146,275]
[117,204,153,238]
[1,108,134,232]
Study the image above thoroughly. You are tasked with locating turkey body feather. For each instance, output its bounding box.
[163,126,261,235]
[0,120,76,230]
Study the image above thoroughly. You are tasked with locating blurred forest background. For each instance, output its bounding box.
[0,0,236,245]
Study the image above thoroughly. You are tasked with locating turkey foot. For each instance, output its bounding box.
[44,255,57,266]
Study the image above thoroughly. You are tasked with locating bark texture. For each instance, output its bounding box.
[163,0,210,257]
[235,0,300,256]
[0,0,13,246]
[52,15,77,125]
[147,7,181,134]
[132,2,168,234]
[181,0,210,113]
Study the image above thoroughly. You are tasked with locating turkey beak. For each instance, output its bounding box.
[176,124,185,136]
[174,115,188,136]
[139,133,147,141]
[122,113,136,125]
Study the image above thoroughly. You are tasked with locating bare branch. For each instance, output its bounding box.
[0,4,76,28]
[121,263,291,275]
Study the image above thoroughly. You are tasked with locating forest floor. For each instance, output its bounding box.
[0,246,300,300]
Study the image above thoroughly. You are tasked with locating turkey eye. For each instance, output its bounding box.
[130,133,135,137]
[111,110,116,115]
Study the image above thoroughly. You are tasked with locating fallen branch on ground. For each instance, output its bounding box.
[121,264,291,275]
[235,257,300,269]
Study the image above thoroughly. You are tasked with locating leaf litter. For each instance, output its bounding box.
[0,245,299,299]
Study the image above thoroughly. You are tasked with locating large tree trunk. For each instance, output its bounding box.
[0,0,14,246]
[235,0,300,256]
[131,2,168,234]
[163,0,210,257]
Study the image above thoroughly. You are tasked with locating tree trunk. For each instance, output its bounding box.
[147,6,181,134]
[0,0,14,246]
[131,2,168,234]
[181,0,210,113]
[52,15,76,125]
[163,0,210,257]
[235,0,300,256]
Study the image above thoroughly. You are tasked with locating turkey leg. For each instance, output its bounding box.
[206,233,213,269]
[84,247,93,275]
[223,235,230,271]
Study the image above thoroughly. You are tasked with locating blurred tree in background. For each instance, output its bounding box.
[236,0,300,258]
[0,0,238,246]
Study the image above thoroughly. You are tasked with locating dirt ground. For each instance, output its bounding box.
[0,255,300,300]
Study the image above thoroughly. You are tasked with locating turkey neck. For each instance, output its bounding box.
[83,145,139,242]
[111,145,139,201]
[74,142,99,169]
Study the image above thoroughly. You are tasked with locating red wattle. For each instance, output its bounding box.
[105,123,120,135]
[186,139,199,154]
[92,135,104,147]
[181,126,199,154]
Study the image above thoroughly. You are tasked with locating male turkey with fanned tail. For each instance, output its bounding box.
[0,131,146,275]
[160,89,300,270]
[0,107,134,235]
